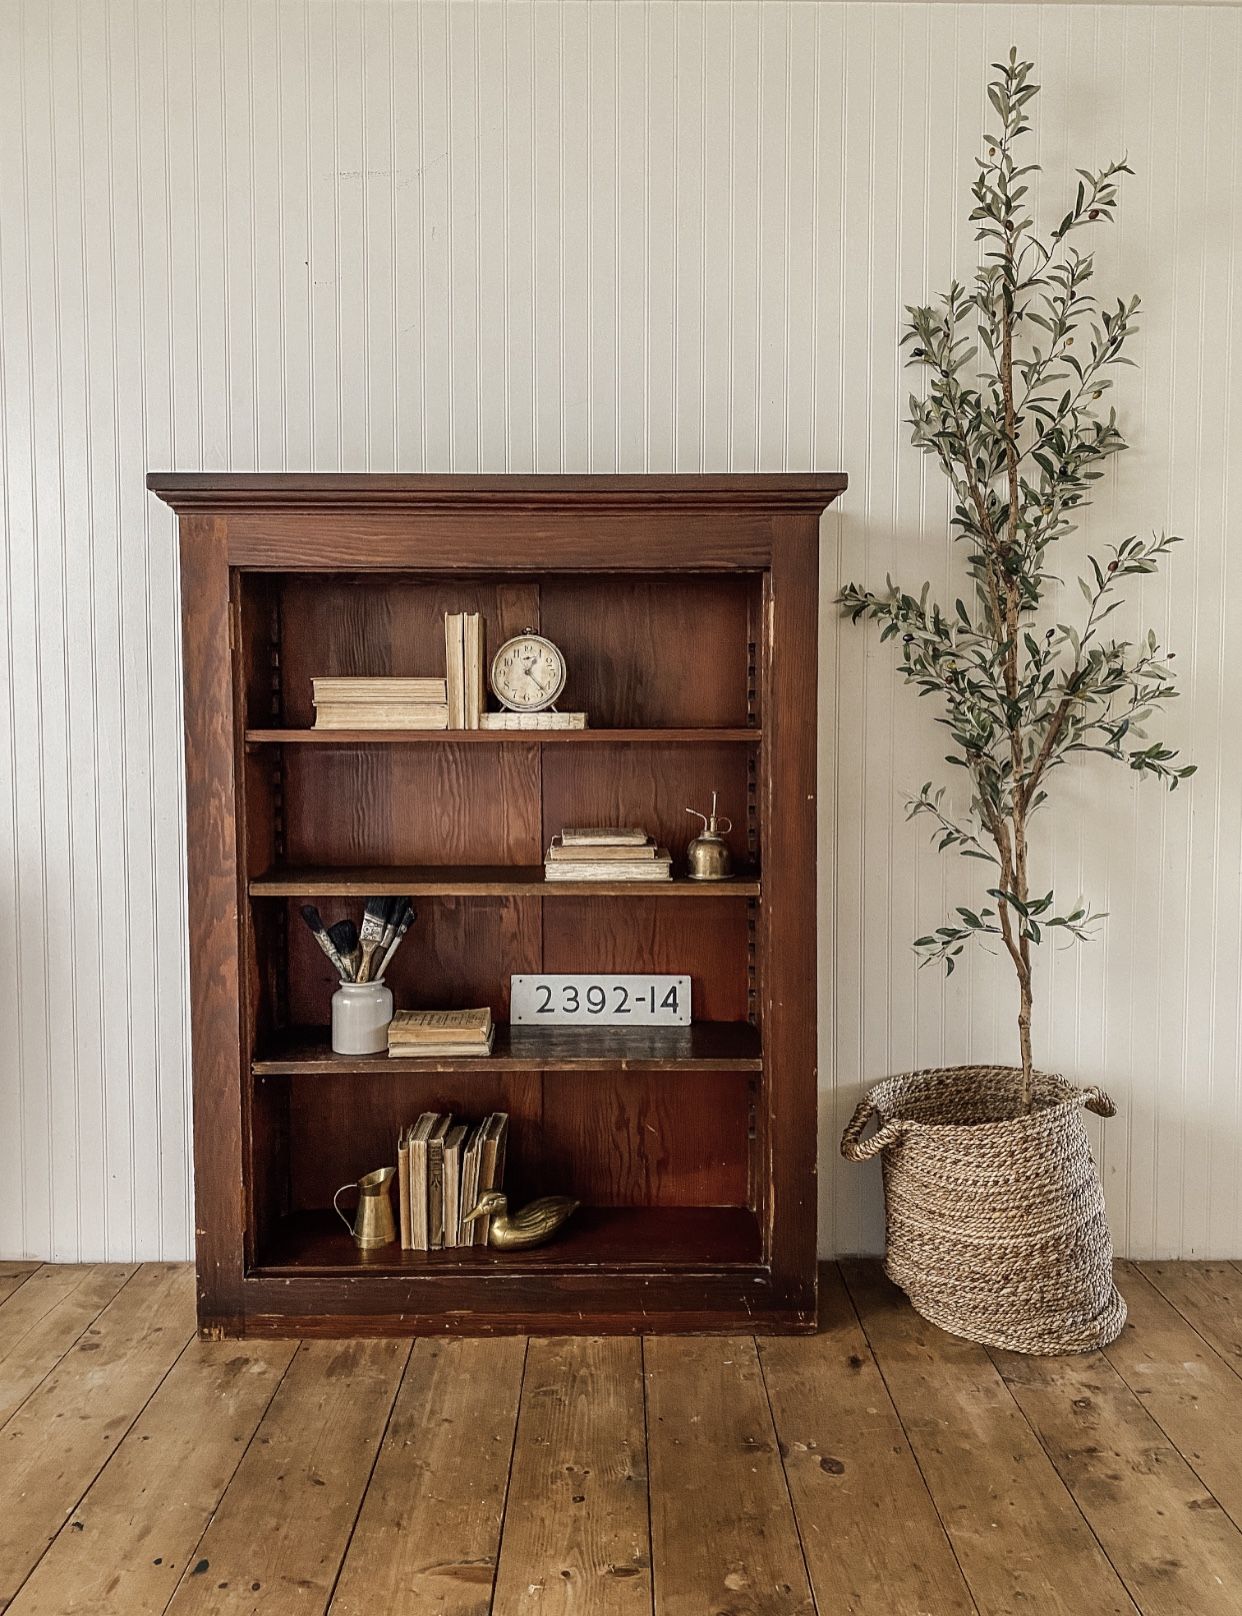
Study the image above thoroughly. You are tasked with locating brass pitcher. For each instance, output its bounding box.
[333,1167,398,1248]
[685,792,734,881]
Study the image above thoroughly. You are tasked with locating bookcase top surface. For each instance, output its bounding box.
[146,470,847,514]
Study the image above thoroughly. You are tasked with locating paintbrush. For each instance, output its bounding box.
[375,896,403,961]
[356,896,392,983]
[375,901,416,980]
[327,919,360,982]
[299,905,348,977]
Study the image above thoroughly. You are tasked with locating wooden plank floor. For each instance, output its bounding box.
[3,1262,1242,1613]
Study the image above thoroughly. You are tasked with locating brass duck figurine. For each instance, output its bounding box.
[462,1190,579,1250]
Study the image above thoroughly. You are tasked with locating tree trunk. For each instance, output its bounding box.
[1018,969,1034,1111]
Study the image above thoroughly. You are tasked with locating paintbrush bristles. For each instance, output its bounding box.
[303,900,412,988]
[327,919,360,982]
[299,903,348,977]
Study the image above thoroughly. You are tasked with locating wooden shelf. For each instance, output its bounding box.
[249,865,762,898]
[254,1205,762,1276]
[254,1022,763,1075]
[246,726,761,745]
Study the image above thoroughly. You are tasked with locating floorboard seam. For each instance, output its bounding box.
[1135,1263,1242,1382]
[5,1303,198,1616]
[836,1263,983,1616]
[321,1338,414,1615]
[485,1335,531,1616]
[153,1337,305,1616]
[638,1336,657,1616]
[0,1264,141,1439]
[0,1267,42,1308]
[1103,1267,1242,1536]
[753,1331,822,1616]
[980,1342,1146,1614]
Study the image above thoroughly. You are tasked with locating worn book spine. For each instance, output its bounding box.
[479,710,587,730]
[464,613,482,729]
[559,825,649,845]
[461,1128,483,1245]
[388,1007,493,1043]
[544,862,672,881]
[427,1135,446,1250]
[312,677,447,703]
[410,1138,429,1251]
[547,842,659,861]
[476,1112,509,1245]
[388,1043,494,1059]
[442,1125,466,1247]
[444,614,465,729]
[314,703,449,730]
[397,1129,412,1250]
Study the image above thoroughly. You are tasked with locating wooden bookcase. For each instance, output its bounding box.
[150,473,845,1337]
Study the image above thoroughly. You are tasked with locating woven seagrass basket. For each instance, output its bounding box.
[841,1065,1126,1354]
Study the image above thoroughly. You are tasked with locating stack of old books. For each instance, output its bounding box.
[387,1007,495,1059]
[312,676,448,729]
[443,611,484,729]
[544,826,672,882]
[397,1111,509,1251]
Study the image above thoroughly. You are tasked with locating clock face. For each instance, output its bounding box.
[490,633,568,712]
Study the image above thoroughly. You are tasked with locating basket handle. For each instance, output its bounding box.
[1080,1085,1117,1119]
[840,1098,908,1162]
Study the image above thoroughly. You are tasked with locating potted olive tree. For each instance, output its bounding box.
[840,51,1193,1354]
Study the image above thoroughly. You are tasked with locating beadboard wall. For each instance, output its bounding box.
[2,0,1239,1262]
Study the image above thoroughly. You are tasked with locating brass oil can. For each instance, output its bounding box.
[685,793,734,881]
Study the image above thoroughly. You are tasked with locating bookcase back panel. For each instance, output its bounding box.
[539,1072,750,1207]
[286,1071,545,1211]
[272,575,539,729]
[281,744,543,866]
[278,1069,750,1218]
[538,575,758,728]
[541,743,753,867]
[249,1084,290,1251]
[542,897,750,1023]
[260,571,758,733]
[283,896,542,1027]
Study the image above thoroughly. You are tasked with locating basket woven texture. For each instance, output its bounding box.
[841,1066,1126,1355]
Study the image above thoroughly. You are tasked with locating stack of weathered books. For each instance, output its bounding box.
[387,1007,495,1059]
[312,676,448,729]
[544,825,672,882]
[397,1111,509,1250]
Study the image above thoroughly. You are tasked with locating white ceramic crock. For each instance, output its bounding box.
[331,980,394,1055]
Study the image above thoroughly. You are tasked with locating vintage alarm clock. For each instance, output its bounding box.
[489,631,568,713]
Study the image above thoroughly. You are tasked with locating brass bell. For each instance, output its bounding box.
[685,792,734,881]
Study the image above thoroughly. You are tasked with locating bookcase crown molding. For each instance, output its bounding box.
[147,470,848,516]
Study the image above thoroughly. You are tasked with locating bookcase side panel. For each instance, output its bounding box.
[759,518,821,1318]
[180,516,247,1332]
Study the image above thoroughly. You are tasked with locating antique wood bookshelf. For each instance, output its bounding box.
[150,472,845,1337]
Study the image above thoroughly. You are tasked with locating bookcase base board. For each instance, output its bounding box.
[228,1284,815,1340]
[151,473,844,1339]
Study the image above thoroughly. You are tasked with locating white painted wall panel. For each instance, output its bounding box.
[1,0,1239,1261]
